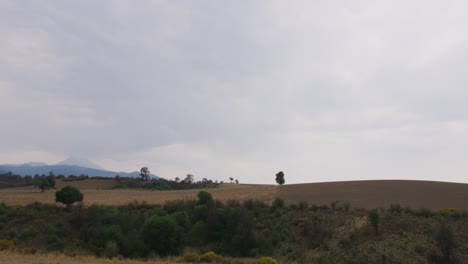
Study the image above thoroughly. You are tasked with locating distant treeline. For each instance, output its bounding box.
[0,172,219,191]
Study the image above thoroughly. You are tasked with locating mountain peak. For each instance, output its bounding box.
[56,156,104,170]
[23,162,48,167]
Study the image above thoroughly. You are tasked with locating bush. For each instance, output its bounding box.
[369,208,381,235]
[272,198,284,209]
[0,239,13,250]
[19,227,38,240]
[104,241,119,259]
[259,256,278,264]
[298,201,308,210]
[183,251,199,262]
[55,186,83,208]
[143,215,181,256]
[197,191,213,205]
[343,202,351,212]
[435,222,458,263]
[200,251,221,263]
[414,208,433,218]
[389,204,402,213]
[46,234,64,251]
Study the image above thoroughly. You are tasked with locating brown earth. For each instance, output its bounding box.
[0,181,276,206]
[276,180,468,211]
[2,179,468,211]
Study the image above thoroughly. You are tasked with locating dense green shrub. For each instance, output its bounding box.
[55,186,83,208]
[143,215,181,256]
[197,191,213,205]
[19,227,38,240]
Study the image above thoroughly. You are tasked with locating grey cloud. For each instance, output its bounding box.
[2,1,468,183]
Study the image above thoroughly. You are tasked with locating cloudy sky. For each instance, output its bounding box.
[1,1,468,184]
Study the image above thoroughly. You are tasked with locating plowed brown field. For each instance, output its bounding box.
[276,180,468,211]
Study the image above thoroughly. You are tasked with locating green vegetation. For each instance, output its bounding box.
[0,194,468,263]
[275,171,285,185]
[368,208,381,235]
[55,186,83,209]
[139,167,150,181]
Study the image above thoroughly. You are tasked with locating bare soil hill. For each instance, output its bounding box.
[0,183,276,206]
[276,180,468,211]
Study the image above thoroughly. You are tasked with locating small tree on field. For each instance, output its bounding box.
[34,175,55,192]
[275,171,285,185]
[55,186,83,209]
[184,174,194,184]
[197,191,213,205]
[140,167,150,181]
[369,208,381,235]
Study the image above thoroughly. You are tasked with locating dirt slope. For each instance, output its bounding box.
[276,180,468,210]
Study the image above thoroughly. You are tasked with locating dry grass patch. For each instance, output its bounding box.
[0,250,180,264]
[0,183,276,206]
[0,251,261,264]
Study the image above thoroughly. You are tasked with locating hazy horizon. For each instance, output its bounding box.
[2,1,468,184]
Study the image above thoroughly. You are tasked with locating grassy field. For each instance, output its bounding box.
[0,180,276,206]
[276,180,468,210]
[0,251,182,264]
[2,179,468,210]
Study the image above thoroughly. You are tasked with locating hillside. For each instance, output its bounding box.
[276,180,468,211]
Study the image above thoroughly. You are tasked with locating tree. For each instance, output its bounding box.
[55,186,83,209]
[175,177,180,182]
[235,179,239,184]
[197,191,213,205]
[143,215,180,256]
[140,167,150,181]
[34,175,55,192]
[229,177,234,183]
[184,174,194,184]
[275,171,285,185]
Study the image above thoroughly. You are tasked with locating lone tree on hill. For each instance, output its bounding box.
[275,171,285,185]
[34,175,55,192]
[184,174,194,184]
[140,167,150,181]
[55,186,83,209]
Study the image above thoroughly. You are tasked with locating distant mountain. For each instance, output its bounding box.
[56,156,104,170]
[0,161,158,179]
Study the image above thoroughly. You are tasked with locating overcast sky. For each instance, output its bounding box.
[1,1,468,184]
